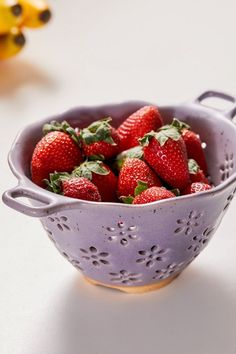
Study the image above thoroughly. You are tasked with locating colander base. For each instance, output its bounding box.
[84,273,180,294]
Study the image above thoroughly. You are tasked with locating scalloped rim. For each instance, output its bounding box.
[7,100,236,212]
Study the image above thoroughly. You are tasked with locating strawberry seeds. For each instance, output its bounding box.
[31,106,211,205]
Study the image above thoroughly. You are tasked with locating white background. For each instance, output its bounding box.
[1,1,236,353]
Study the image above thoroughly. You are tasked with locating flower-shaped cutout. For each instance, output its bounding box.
[153,262,186,280]
[187,225,216,254]
[106,221,138,246]
[55,247,84,271]
[136,245,168,268]
[42,223,55,243]
[109,270,141,285]
[61,251,70,259]
[174,210,203,236]
[223,189,236,212]
[220,153,234,182]
[80,247,110,267]
[48,216,71,232]
[71,259,83,271]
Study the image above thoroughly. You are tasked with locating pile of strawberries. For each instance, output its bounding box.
[31,106,212,204]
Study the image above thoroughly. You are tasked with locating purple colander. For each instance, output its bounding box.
[2,90,236,293]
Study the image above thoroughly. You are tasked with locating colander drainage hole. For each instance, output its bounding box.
[48,216,71,231]
[62,252,69,259]
[120,239,128,246]
[106,223,138,245]
[220,153,234,181]
[79,247,110,266]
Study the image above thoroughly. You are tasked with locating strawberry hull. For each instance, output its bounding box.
[143,137,190,190]
[3,91,236,293]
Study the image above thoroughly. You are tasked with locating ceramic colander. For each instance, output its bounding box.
[3,90,236,293]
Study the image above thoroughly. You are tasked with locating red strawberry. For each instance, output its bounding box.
[72,161,118,202]
[31,128,83,187]
[141,127,190,190]
[183,182,212,195]
[118,157,161,198]
[182,130,208,175]
[171,118,208,174]
[62,177,101,201]
[80,118,120,159]
[132,186,175,205]
[113,145,143,172]
[117,105,163,151]
[188,159,209,184]
[46,174,101,201]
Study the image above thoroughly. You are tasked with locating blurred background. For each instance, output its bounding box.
[1,1,236,354]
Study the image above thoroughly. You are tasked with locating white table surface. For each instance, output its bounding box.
[1,1,236,353]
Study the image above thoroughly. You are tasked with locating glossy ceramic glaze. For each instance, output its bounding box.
[3,91,236,290]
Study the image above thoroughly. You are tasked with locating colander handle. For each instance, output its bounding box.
[2,185,61,217]
[194,90,236,119]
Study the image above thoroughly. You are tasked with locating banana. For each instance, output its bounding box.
[0,0,23,34]
[0,27,25,59]
[19,0,51,28]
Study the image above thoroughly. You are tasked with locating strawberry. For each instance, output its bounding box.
[171,118,208,174]
[80,118,120,160]
[113,145,143,172]
[118,157,161,198]
[132,186,175,205]
[72,161,118,202]
[46,174,101,201]
[62,177,101,201]
[141,126,190,190]
[188,159,209,184]
[117,105,163,151]
[31,121,83,187]
[183,182,212,195]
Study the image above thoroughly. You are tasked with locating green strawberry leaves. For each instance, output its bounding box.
[43,120,80,145]
[80,118,116,146]
[44,172,70,194]
[157,127,181,146]
[188,159,200,174]
[139,131,156,146]
[86,162,109,175]
[140,117,191,147]
[45,160,109,193]
[120,180,148,204]
[122,145,143,160]
[170,188,180,196]
[114,146,144,171]
[88,154,105,161]
[120,196,134,204]
[134,180,148,197]
[140,127,181,147]
[171,118,190,131]
[72,161,109,180]
[73,164,93,180]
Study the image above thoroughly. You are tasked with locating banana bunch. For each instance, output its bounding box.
[0,0,51,59]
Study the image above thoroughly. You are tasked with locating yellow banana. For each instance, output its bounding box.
[0,26,25,59]
[0,0,23,34]
[19,0,51,28]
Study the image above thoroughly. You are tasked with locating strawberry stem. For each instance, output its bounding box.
[120,195,134,204]
[170,188,180,196]
[80,118,116,145]
[88,154,105,161]
[43,120,80,145]
[44,172,71,194]
[140,127,181,147]
[114,146,143,171]
[72,160,109,180]
[188,159,200,174]
[171,118,190,131]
